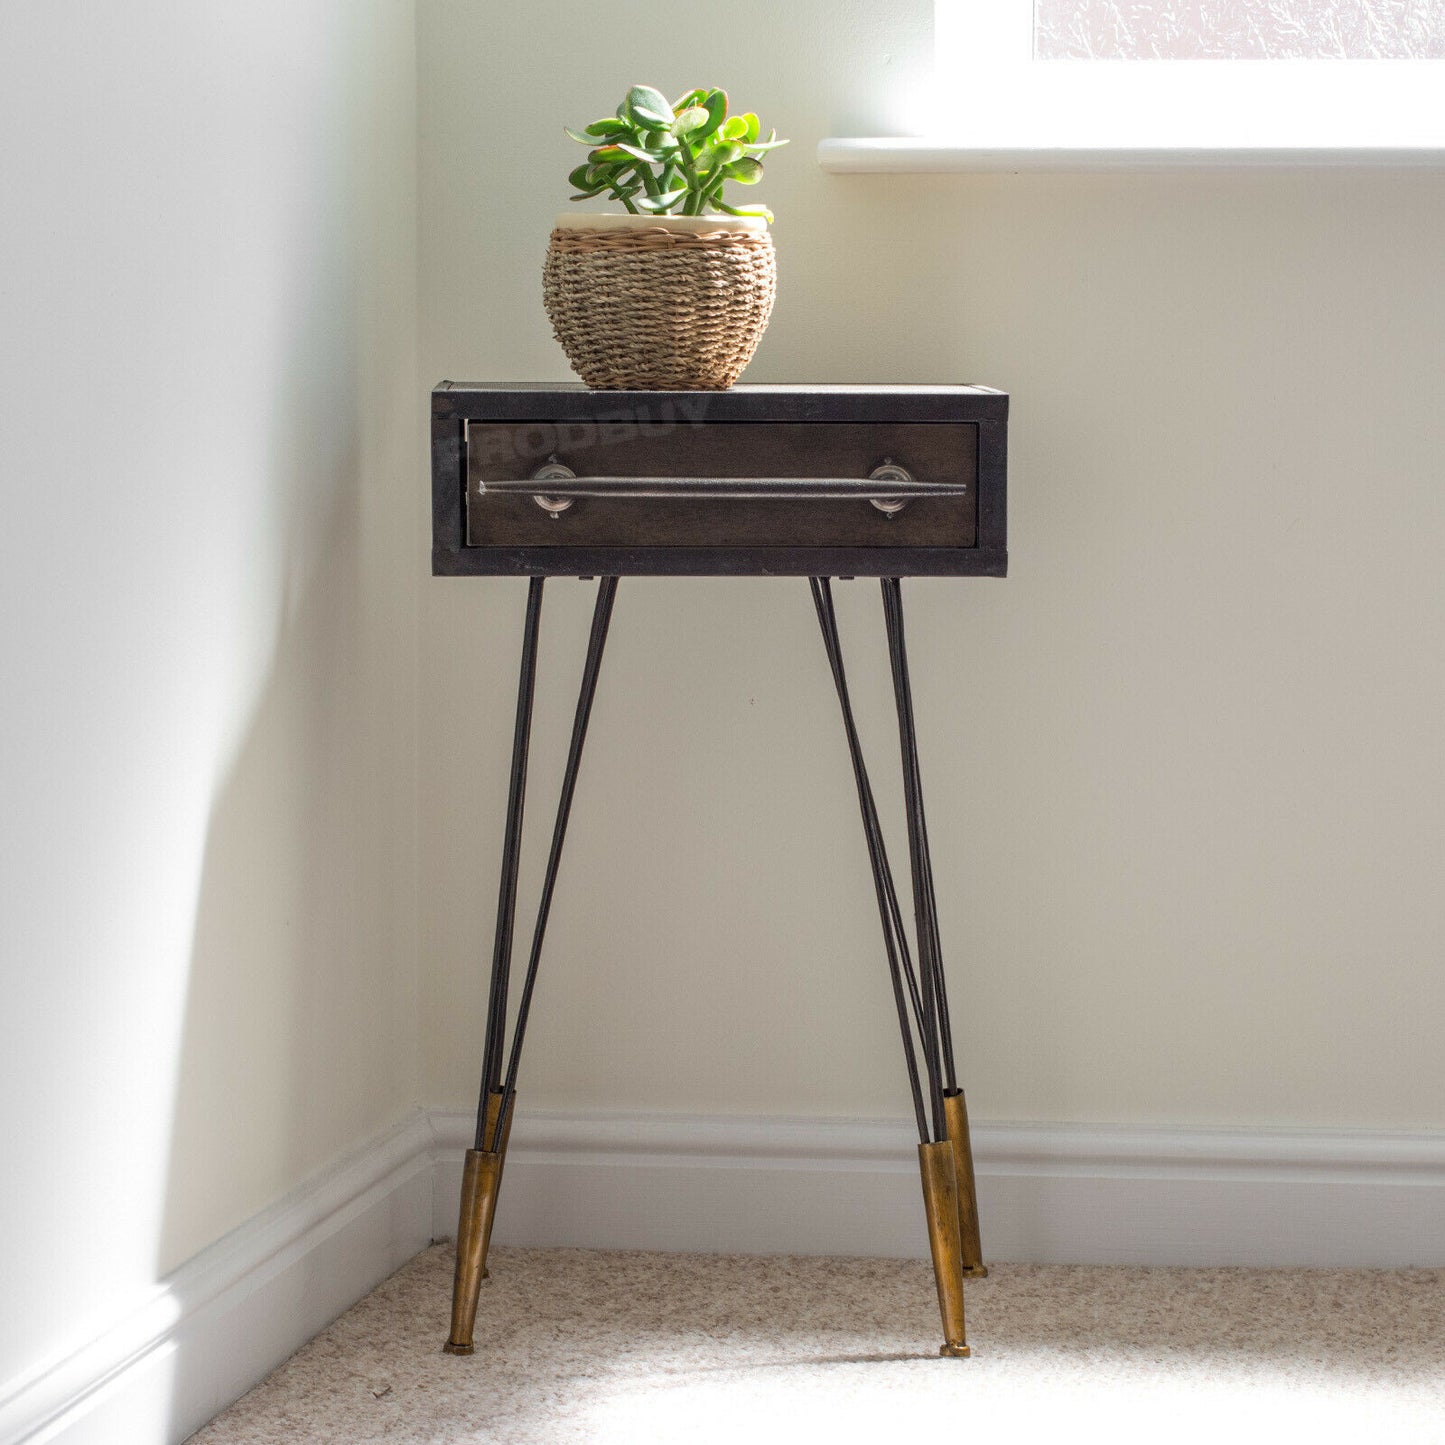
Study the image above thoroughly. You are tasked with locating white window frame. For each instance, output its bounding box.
[820,0,1445,170]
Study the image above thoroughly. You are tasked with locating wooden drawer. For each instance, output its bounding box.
[432,386,1007,578]
[466,420,977,550]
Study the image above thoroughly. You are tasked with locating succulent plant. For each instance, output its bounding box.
[565,85,787,223]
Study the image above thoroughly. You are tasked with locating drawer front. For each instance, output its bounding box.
[465,420,978,551]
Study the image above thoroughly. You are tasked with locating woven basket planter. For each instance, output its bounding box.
[543,215,776,390]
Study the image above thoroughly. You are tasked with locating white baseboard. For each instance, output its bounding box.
[2,1112,435,1445]
[9,1107,1443,1443]
[432,1108,1445,1269]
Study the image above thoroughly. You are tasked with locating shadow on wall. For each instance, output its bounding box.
[156,412,367,1278]
[150,30,418,1434]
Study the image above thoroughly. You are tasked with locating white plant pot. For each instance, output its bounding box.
[552,210,769,236]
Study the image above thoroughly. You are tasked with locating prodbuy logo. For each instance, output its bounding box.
[470,396,712,472]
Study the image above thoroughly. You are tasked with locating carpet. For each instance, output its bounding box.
[190,1244,1445,1443]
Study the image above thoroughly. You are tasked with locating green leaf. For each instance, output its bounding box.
[697,89,728,141]
[671,87,706,112]
[674,105,710,135]
[707,142,742,167]
[724,156,763,183]
[745,137,789,153]
[568,164,594,190]
[564,127,596,145]
[584,117,628,137]
[720,115,748,141]
[634,188,688,213]
[613,141,666,165]
[626,84,674,129]
[714,199,773,222]
[568,189,609,201]
[741,112,760,143]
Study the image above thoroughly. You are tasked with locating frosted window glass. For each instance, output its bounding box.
[1034,0,1445,58]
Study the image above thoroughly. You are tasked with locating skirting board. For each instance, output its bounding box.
[2,1112,435,1445]
[9,1108,1443,1444]
[433,1108,1445,1270]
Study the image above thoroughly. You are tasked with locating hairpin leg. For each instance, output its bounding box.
[810,577,983,1357]
[810,578,930,1144]
[445,577,619,1356]
[881,577,986,1285]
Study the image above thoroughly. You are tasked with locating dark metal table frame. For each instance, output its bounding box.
[432,384,1007,1360]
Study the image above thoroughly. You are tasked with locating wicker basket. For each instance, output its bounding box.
[543,221,776,390]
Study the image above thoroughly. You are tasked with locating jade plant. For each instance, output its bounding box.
[565,85,787,223]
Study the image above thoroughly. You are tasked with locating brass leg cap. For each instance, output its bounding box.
[962,1265,990,1279]
[939,1343,972,1359]
[442,1341,475,1356]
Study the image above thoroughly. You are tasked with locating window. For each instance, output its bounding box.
[819,0,1445,167]
[1034,0,1445,60]
[931,0,1445,154]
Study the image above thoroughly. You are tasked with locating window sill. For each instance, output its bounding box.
[817,138,1445,172]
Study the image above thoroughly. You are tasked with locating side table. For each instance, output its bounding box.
[430,382,1008,1358]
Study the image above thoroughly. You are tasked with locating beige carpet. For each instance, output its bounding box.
[191,1245,1445,1443]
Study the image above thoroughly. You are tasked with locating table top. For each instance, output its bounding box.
[434,382,1008,425]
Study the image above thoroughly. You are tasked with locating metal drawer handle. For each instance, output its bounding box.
[867,462,915,516]
[488,459,965,518]
[530,461,578,517]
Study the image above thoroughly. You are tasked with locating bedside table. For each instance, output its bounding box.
[431,383,1008,1359]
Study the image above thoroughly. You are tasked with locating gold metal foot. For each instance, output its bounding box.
[444,1091,515,1354]
[446,1148,503,1353]
[940,1342,972,1358]
[918,1139,970,1358]
[942,1089,986,1278]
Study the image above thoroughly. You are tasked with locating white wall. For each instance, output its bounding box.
[0,0,419,1410]
[417,0,1445,1131]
